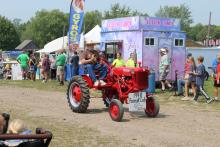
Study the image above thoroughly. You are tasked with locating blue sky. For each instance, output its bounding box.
[0,0,220,25]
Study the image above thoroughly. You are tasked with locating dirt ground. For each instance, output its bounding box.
[1,86,220,147]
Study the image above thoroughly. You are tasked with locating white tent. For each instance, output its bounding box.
[37,34,85,53]
[79,33,85,49]
[37,25,101,53]
[37,36,68,53]
[84,25,101,44]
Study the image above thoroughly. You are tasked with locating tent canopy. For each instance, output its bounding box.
[37,36,68,53]
[37,25,101,53]
[84,25,101,44]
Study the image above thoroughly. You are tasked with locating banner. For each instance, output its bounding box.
[68,0,85,47]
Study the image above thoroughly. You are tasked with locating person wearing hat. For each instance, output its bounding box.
[159,48,172,91]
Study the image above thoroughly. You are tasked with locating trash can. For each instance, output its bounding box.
[147,69,156,93]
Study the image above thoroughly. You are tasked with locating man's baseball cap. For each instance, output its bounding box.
[160,48,167,53]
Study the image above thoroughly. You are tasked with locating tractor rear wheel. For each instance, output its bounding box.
[67,76,90,113]
[109,99,124,122]
[145,97,160,117]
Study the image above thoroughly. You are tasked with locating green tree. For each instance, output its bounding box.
[212,26,220,39]
[22,9,69,48]
[12,18,27,40]
[188,23,205,40]
[104,3,148,19]
[131,10,148,17]
[155,4,193,31]
[188,24,220,41]
[84,10,102,33]
[196,27,207,41]
[0,16,20,50]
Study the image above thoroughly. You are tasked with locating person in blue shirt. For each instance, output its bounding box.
[212,57,218,73]
[211,54,220,100]
[193,56,214,104]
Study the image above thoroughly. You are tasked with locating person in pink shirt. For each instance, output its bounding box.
[178,53,192,98]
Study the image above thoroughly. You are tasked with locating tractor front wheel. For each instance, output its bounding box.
[145,97,160,117]
[67,76,90,113]
[109,99,124,122]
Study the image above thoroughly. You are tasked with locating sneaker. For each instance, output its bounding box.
[94,81,99,86]
[193,100,198,104]
[100,80,106,86]
[214,97,218,101]
[181,97,190,101]
[207,98,214,104]
[189,97,194,101]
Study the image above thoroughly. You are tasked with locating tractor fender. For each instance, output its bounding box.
[81,75,93,88]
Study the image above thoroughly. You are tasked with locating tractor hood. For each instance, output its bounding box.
[112,67,149,77]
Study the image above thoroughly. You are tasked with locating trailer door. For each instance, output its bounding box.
[158,38,173,80]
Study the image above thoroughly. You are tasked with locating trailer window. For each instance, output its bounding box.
[145,38,155,46]
[174,39,184,47]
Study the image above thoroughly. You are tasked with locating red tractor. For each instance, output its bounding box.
[67,63,159,122]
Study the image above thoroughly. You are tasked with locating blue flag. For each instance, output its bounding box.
[68,0,85,47]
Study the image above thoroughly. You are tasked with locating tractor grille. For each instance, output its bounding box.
[135,71,148,89]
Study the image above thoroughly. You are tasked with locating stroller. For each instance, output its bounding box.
[0,113,53,147]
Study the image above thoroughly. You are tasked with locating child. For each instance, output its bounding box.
[181,56,196,100]
[189,57,197,97]
[4,119,32,146]
[193,56,214,103]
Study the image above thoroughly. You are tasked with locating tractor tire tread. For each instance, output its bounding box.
[67,76,90,113]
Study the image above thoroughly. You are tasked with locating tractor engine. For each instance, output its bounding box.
[112,67,149,93]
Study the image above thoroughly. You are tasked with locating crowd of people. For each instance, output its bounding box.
[158,47,220,104]
[16,50,68,86]
[174,52,220,104]
[15,47,220,104]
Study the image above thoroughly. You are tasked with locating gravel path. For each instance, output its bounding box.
[0,86,220,147]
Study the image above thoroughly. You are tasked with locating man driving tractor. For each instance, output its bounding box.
[79,49,108,86]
